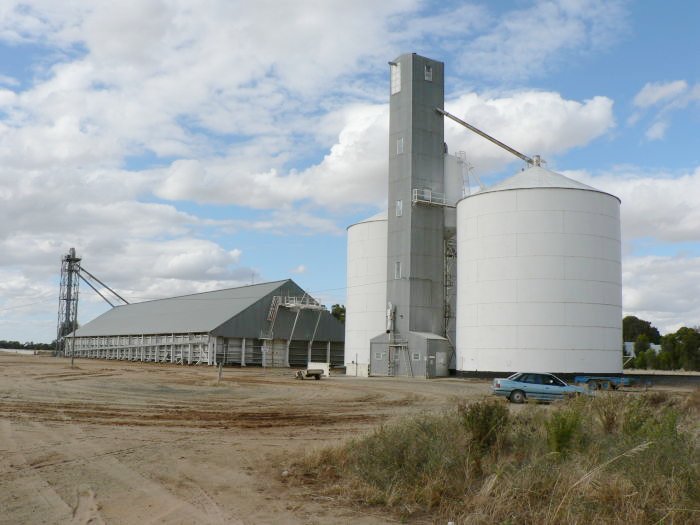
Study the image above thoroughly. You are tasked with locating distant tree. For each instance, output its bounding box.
[0,340,56,350]
[654,327,700,372]
[659,333,680,369]
[331,304,346,324]
[642,348,658,369]
[656,349,673,370]
[634,334,650,357]
[623,316,661,344]
[675,327,700,371]
[634,350,647,369]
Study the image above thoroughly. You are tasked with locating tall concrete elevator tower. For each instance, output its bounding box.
[370,53,452,377]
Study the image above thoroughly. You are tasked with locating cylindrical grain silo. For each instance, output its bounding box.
[345,211,387,376]
[444,153,466,236]
[456,166,622,374]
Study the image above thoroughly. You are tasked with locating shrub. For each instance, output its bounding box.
[592,393,618,434]
[294,393,699,524]
[340,412,472,509]
[683,388,700,413]
[457,399,508,451]
[545,405,584,455]
[627,401,681,449]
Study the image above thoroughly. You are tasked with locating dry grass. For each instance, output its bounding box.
[294,391,700,524]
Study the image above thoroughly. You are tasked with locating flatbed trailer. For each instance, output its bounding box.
[574,375,651,390]
[295,368,324,380]
[294,362,330,381]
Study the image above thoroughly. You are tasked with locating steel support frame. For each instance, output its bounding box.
[56,249,81,356]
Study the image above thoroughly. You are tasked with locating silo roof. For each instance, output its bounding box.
[347,210,388,229]
[470,166,620,202]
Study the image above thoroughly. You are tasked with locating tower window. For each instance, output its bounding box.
[396,136,404,155]
[395,199,403,217]
[390,62,401,94]
[424,64,433,81]
[394,261,402,279]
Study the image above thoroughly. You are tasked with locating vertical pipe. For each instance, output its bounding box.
[286,308,302,368]
[308,310,322,365]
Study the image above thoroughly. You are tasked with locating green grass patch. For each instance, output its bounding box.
[294,391,700,524]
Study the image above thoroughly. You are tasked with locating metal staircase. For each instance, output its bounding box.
[260,294,325,340]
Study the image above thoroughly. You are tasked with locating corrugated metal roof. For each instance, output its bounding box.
[473,166,618,199]
[73,280,289,337]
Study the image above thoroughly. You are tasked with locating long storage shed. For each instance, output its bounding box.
[68,279,345,368]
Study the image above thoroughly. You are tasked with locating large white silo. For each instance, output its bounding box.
[345,211,387,376]
[456,166,622,374]
[444,153,466,235]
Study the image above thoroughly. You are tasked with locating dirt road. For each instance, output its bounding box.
[0,355,490,524]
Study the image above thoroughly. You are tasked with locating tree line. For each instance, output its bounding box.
[623,316,700,371]
[0,340,56,350]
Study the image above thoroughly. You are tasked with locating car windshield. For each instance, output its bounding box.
[507,372,521,380]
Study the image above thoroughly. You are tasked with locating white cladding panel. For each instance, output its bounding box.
[345,216,388,375]
[456,186,622,373]
[444,154,465,206]
[444,154,464,234]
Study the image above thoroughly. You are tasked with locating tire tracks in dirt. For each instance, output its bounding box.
[0,419,74,524]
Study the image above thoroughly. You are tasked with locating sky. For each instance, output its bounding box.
[1,0,699,343]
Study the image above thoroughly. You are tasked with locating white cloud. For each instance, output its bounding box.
[291,265,306,274]
[0,1,415,174]
[456,0,628,81]
[622,255,700,334]
[630,79,699,140]
[645,120,668,141]
[152,103,389,210]
[572,166,700,244]
[633,80,688,108]
[0,75,18,86]
[231,210,342,236]
[445,91,615,173]
[154,91,614,210]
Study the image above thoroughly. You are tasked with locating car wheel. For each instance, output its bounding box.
[510,390,525,404]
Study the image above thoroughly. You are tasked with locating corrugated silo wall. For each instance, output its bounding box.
[345,216,388,376]
[456,187,622,374]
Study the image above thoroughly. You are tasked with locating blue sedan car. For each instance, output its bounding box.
[492,372,586,403]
